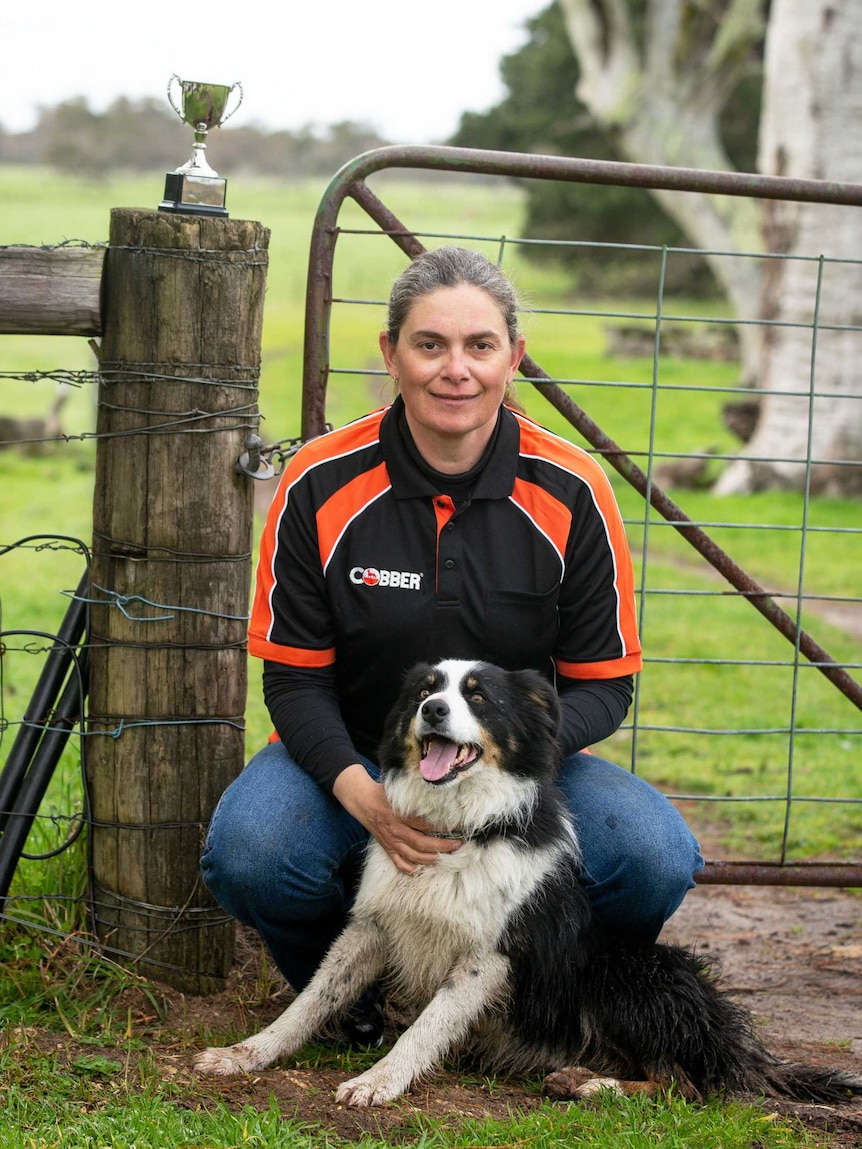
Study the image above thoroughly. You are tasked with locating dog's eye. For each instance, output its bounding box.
[469,691,486,704]
[418,688,431,700]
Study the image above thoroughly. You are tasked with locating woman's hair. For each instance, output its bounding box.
[385,246,521,348]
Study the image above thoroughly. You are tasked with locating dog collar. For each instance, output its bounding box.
[426,825,526,846]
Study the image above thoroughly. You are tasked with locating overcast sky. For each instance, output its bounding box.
[2,0,545,143]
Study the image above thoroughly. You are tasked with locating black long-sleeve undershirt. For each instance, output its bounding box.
[262,660,633,793]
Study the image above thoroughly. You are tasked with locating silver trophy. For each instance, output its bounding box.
[158,76,243,218]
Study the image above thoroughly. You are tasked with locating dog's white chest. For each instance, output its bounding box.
[353,838,557,1001]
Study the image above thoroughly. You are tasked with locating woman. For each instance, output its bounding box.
[202,247,703,1040]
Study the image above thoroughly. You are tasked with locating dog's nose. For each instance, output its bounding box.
[421,697,449,725]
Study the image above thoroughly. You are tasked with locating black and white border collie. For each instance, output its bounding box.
[195,659,862,1108]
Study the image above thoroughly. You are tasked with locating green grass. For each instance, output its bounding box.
[0,929,825,1149]
[0,164,857,1148]
[0,1047,824,1149]
[0,950,826,1149]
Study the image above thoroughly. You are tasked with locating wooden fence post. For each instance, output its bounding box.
[87,208,269,992]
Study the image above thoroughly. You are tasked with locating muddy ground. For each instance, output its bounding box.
[119,883,861,1146]
[662,884,862,1144]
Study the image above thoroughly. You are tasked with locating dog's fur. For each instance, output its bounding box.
[195,659,862,1108]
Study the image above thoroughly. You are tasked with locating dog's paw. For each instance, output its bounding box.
[335,1067,403,1107]
[544,1065,623,1100]
[194,1043,267,1076]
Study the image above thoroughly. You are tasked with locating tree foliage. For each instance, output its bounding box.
[449,2,761,295]
[0,97,389,181]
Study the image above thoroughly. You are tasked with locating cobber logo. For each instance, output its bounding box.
[349,567,423,590]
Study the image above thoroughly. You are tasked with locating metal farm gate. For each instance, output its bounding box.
[289,144,862,888]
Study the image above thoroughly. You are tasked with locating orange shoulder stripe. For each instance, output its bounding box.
[280,408,387,487]
[247,634,336,667]
[516,414,640,662]
[509,477,571,568]
[555,651,643,679]
[516,413,608,487]
[249,409,388,652]
[316,462,392,573]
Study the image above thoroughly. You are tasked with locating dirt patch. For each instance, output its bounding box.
[662,884,862,1058]
[27,885,862,1144]
[661,884,862,1145]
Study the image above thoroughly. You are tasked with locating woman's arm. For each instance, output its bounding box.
[556,674,633,757]
[263,661,357,791]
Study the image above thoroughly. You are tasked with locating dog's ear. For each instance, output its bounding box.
[510,669,562,736]
[378,662,437,774]
[402,661,436,689]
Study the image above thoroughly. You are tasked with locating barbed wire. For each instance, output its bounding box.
[0,362,268,451]
[0,368,95,387]
[0,900,233,978]
[91,532,252,563]
[109,243,268,268]
[0,240,106,250]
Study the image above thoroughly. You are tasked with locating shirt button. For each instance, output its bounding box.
[444,559,456,570]
[445,522,454,531]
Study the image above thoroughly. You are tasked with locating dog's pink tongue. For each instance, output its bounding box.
[420,738,460,782]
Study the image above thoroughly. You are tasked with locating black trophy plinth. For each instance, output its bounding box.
[159,171,229,218]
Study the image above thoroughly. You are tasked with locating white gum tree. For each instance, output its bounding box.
[558,0,862,494]
[715,0,862,494]
[557,0,766,384]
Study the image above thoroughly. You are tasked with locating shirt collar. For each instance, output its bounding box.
[380,394,520,500]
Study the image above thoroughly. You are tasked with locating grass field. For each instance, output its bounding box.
[0,164,859,1148]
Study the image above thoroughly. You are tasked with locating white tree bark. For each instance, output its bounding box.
[558,0,766,381]
[715,0,862,494]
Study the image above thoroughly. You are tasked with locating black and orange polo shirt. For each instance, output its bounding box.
[249,396,641,772]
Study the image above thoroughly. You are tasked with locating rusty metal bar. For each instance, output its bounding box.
[699,862,861,887]
[348,181,426,260]
[325,144,862,207]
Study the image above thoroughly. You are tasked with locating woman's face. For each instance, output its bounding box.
[379,284,525,473]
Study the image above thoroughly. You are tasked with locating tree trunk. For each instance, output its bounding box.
[558,0,766,383]
[715,0,862,494]
[87,208,269,992]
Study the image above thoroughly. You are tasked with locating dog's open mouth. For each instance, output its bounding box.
[419,737,481,784]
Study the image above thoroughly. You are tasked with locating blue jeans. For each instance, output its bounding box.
[201,742,704,991]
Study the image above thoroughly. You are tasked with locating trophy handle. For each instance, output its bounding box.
[166,74,184,120]
[220,81,244,127]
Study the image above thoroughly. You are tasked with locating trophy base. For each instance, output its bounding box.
[158,172,229,217]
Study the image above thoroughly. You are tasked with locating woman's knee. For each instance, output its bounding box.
[605,819,701,916]
[558,751,703,935]
[200,775,286,922]
[200,742,368,923]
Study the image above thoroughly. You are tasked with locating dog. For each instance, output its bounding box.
[195,659,862,1108]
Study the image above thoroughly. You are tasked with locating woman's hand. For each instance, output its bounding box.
[332,763,461,874]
